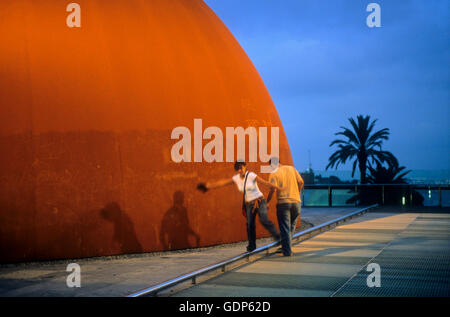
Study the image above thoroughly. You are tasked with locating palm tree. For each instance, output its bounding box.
[366,161,423,206]
[326,115,398,184]
[367,161,411,184]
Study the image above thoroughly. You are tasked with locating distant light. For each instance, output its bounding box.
[428,190,432,199]
[402,197,406,205]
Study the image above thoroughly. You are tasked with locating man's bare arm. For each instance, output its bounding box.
[206,178,233,190]
[267,187,275,204]
[256,175,281,190]
[295,170,304,191]
[298,179,304,191]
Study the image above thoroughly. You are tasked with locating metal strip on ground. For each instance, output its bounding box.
[126,204,378,297]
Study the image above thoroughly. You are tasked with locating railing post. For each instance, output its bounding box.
[302,188,305,207]
[409,185,413,206]
[328,186,332,207]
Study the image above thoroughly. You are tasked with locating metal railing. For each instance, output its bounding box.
[302,184,450,208]
[126,204,378,297]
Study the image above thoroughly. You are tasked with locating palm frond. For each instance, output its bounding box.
[329,139,349,147]
[366,128,390,147]
[351,159,358,177]
[327,115,401,185]
[336,128,360,146]
[348,117,362,145]
[326,145,358,170]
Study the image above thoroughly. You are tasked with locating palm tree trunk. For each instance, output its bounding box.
[359,156,368,205]
[358,155,367,184]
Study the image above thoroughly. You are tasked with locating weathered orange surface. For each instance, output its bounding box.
[0,0,294,262]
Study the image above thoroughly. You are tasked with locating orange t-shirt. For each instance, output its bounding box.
[269,165,304,204]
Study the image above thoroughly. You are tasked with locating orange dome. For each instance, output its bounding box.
[0,0,293,262]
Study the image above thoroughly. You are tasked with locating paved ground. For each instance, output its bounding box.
[0,207,353,297]
[174,208,450,297]
[3,206,448,297]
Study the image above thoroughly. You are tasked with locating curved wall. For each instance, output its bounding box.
[0,0,295,262]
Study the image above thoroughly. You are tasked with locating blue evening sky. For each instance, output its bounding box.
[204,0,449,172]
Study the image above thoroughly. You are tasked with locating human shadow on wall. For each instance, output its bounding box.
[160,191,201,250]
[100,202,142,253]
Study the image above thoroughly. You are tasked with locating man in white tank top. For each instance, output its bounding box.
[198,161,280,252]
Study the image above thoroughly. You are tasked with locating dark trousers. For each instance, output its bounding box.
[276,202,301,256]
[245,198,279,251]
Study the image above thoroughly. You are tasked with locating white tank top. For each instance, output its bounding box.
[232,172,264,202]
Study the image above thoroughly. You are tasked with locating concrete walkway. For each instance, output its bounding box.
[173,209,450,297]
[0,207,353,297]
[2,207,448,297]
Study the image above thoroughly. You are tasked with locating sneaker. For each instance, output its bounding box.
[247,246,256,252]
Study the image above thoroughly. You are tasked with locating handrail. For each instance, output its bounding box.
[302,183,449,207]
[126,204,378,297]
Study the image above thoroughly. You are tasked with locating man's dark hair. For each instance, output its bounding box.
[234,160,246,171]
[269,157,279,166]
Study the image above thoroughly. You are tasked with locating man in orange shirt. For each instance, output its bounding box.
[267,157,304,256]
